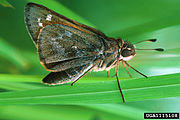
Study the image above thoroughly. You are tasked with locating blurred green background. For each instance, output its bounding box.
[0,0,180,120]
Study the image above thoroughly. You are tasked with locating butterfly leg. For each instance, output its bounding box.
[71,77,81,86]
[116,57,125,103]
[124,61,147,78]
[107,71,110,78]
[70,60,103,86]
[71,66,93,86]
[71,58,104,86]
[122,61,132,78]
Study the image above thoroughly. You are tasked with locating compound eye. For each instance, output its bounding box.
[122,49,131,57]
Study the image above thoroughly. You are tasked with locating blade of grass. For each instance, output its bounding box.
[0,0,13,8]
[83,104,143,120]
[0,74,43,91]
[0,105,134,120]
[0,74,42,82]
[0,38,29,70]
[0,105,92,120]
[0,73,179,104]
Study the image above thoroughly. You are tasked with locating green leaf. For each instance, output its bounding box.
[0,73,179,104]
[83,104,143,120]
[0,38,29,70]
[0,0,13,8]
[0,105,137,120]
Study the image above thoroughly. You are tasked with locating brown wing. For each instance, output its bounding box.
[25,3,106,72]
[24,2,108,45]
[43,63,93,85]
[38,24,102,72]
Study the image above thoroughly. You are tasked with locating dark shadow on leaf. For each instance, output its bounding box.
[0,88,11,93]
[91,114,101,120]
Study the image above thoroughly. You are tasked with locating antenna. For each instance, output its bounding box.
[134,39,157,44]
[136,48,164,51]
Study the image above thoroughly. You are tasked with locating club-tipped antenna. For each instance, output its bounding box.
[136,48,164,51]
[134,39,157,44]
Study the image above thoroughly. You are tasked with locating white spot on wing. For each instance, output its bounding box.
[65,30,72,37]
[51,38,56,41]
[72,46,77,49]
[46,14,52,21]
[51,34,63,41]
[37,18,43,27]
[58,34,63,39]
[99,50,103,55]
[50,40,65,53]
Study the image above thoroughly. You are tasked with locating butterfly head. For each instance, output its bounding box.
[118,39,136,61]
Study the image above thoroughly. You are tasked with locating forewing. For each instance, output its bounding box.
[25,3,105,72]
[25,2,107,45]
[38,24,102,72]
[43,63,93,85]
